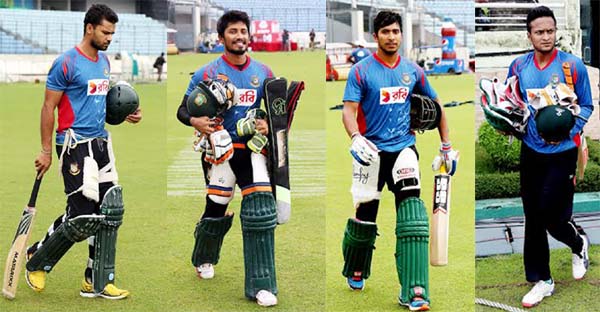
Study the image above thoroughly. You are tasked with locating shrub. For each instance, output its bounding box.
[477,123,521,172]
[475,172,520,199]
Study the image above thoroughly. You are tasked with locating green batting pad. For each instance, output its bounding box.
[396,197,429,302]
[27,214,104,272]
[94,185,124,293]
[192,213,234,266]
[341,218,377,279]
[240,192,278,299]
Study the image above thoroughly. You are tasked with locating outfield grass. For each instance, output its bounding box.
[0,82,167,311]
[476,246,600,311]
[325,74,476,311]
[165,51,326,311]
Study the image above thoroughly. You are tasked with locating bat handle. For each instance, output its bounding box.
[440,161,447,174]
[28,172,43,208]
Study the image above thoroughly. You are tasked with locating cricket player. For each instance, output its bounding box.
[176,10,278,307]
[505,6,593,308]
[348,40,372,65]
[26,4,142,299]
[340,10,458,311]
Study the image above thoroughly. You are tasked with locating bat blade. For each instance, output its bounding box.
[3,174,42,300]
[430,169,451,266]
[3,207,36,299]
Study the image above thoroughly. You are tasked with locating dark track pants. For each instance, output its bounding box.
[520,143,583,282]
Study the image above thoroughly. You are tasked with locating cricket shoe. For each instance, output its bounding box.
[256,290,278,307]
[521,279,554,308]
[399,297,430,311]
[347,272,365,290]
[81,279,129,300]
[196,263,214,279]
[25,251,46,292]
[572,233,590,280]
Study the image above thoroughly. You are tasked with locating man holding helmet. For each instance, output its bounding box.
[26,4,141,300]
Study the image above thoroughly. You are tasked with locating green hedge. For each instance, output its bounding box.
[476,163,600,199]
[477,122,521,172]
[586,137,600,165]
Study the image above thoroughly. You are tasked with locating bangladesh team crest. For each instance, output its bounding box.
[250,75,260,87]
[193,92,207,107]
[401,73,412,85]
[104,67,109,77]
[69,162,80,175]
[551,74,559,86]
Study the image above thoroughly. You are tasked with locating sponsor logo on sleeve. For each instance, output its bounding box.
[236,89,258,106]
[380,86,409,105]
[87,79,109,96]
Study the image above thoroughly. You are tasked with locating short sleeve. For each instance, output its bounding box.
[343,65,362,102]
[46,55,70,91]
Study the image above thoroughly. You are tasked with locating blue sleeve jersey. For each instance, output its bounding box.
[507,49,593,154]
[343,54,438,152]
[47,47,111,144]
[351,48,372,64]
[186,55,273,143]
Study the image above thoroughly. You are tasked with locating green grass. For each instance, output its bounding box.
[476,246,600,311]
[165,51,326,311]
[325,74,476,311]
[0,82,167,311]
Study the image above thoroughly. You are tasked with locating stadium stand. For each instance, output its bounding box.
[0,8,166,55]
[0,31,44,54]
[210,0,325,32]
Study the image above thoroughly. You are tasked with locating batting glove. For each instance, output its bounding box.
[350,132,379,166]
[206,129,234,165]
[432,142,459,176]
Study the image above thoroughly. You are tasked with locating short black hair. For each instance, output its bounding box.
[83,4,118,35]
[217,10,250,38]
[374,10,402,34]
[526,6,556,33]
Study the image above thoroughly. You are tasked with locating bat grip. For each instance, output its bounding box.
[28,172,43,208]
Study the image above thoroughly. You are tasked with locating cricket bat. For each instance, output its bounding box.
[3,173,43,299]
[430,164,451,266]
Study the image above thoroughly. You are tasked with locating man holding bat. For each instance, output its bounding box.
[340,10,458,311]
[23,4,141,299]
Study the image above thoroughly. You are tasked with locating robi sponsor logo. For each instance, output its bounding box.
[87,79,109,96]
[236,89,258,106]
[379,86,409,105]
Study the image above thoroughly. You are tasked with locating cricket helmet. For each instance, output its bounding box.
[186,79,236,118]
[410,94,441,131]
[535,105,575,143]
[106,82,139,125]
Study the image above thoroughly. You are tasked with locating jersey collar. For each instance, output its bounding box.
[533,48,557,71]
[373,52,401,69]
[75,46,98,62]
[221,54,251,71]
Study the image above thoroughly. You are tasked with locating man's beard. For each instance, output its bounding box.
[226,46,246,55]
[226,44,246,55]
[91,39,108,51]
[379,45,398,56]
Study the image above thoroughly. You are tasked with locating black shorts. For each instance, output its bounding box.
[57,139,115,217]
